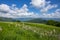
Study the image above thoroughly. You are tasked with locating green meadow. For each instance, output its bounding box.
[0,22,60,40]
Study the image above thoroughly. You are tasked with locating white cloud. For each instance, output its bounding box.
[0,4,10,13]
[41,4,57,12]
[30,0,58,12]
[30,0,60,18]
[41,9,60,18]
[0,4,38,18]
[17,4,28,13]
[12,4,16,7]
[30,0,46,8]
[0,3,60,18]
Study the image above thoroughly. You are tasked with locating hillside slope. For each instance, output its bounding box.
[0,22,60,40]
[0,17,16,22]
[27,18,47,23]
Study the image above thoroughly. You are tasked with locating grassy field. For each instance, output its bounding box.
[0,22,60,40]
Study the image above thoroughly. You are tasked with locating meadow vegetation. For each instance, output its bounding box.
[0,22,60,40]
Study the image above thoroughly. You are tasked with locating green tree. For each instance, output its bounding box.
[55,22,60,27]
[46,20,60,27]
[46,20,56,26]
[16,20,21,22]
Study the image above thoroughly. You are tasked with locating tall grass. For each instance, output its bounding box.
[0,22,60,40]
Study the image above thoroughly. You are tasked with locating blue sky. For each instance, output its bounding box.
[0,0,60,18]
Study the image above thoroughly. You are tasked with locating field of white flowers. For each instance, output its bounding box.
[0,22,60,40]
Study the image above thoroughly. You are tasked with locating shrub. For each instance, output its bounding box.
[46,20,60,27]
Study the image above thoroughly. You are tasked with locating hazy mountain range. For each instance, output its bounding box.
[0,17,16,22]
[15,18,60,22]
[0,17,60,22]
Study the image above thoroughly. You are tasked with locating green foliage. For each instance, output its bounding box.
[27,18,47,23]
[46,20,60,27]
[0,22,60,40]
[16,20,21,22]
[55,22,60,27]
[27,18,60,27]
[46,20,56,25]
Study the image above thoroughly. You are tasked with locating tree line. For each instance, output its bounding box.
[46,20,60,27]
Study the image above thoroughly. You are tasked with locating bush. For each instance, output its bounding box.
[46,20,60,27]
[16,20,21,22]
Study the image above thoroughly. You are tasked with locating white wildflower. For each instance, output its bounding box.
[0,27,2,31]
[34,30,36,32]
[40,32,44,36]
[53,29,56,33]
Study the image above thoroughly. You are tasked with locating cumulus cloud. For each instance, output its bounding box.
[30,0,58,12]
[0,4,38,18]
[30,0,60,18]
[0,1,60,18]
[0,4,10,13]
[41,4,57,13]
[41,9,60,18]
[30,0,46,8]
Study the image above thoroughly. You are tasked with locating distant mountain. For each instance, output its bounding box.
[26,18,60,23]
[0,17,16,22]
[15,18,60,22]
[15,18,33,21]
[1,17,60,22]
[42,18,60,22]
[27,18,47,23]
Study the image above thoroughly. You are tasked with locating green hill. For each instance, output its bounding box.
[27,18,47,23]
[0,22,60,40]
[0,17,16,22]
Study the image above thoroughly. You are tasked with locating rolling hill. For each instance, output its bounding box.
[26,18,47,23]
[15,18,33,21]
[0,17,60,22]
[0,22,60,40]
[15,18,60,22]
[42,18,60,22]
[0,17,16,22]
